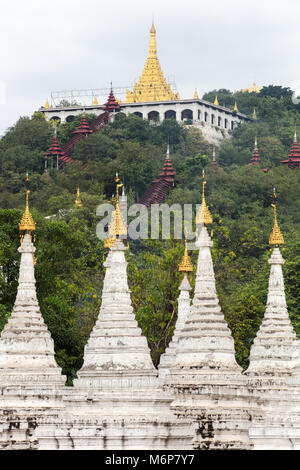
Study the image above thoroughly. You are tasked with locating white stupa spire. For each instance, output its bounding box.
[158,274,191,381]
[0,234,65,382]
[74,238,157,390]
[246,247,300,376]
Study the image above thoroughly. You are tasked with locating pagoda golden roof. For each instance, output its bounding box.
[104,174,127,249]
[242,82,261,94]
[178,238,193,272]
[75,187,83,207]
[196,170,213,226]
[125,22,180,103]
[269,189,284,246]
[19,190,36,234]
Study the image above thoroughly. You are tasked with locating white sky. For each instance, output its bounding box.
[0,0,300,135]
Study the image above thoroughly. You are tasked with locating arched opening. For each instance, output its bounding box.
[66,115,75,123]
[198,110,201,120]
[231,121,235,130]
[133,112,143,118]
[218,116,222,127]
[224,118,228,129]
[181,109,193,121]
[50,116,61,124]
[204,112,208,122]
[164,110,176,120]
[211,114,215,125]
[148,111,160,122]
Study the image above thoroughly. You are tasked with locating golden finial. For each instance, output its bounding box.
[269,188,284,246]
[75,187,83,207]
[194,88,199,99]
[214,95,219,106]
[93,96,99,105]
[253,107,257,120]
[19,190,36,235]
[234,101,238,112]
[196,169,213,225]
[104,173,127,248]
[178,236,193,272]
[44,98,50,109]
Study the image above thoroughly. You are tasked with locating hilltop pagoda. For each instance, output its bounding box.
[125,22,179,103]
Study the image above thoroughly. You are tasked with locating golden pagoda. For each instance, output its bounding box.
[196,170,213,226]
[44,98,50,109]
[125,22,180,103]
[242,82,261,94]
[178,237,193,272]
[19,190,36,236]
[104,174,127,249]
[234,101,238,112]
[93,96,99,105]
[214,95,219,106]
[75,187,83,207]
[269,189,284,246]
[194,88,199,99]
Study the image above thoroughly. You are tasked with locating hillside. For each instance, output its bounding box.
[0,84,300,381]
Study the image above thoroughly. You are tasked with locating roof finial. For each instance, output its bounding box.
[104,173,127,248]
[194,88,199,99]
[93,95,99,105]
[178,236,193,272]
[196,169,213,225]
[19,190,36,236]
[214,95,219,106]
[269,187,284,246]
[234,101,238,112]
[45,98,50,109]
[75,187,83,207]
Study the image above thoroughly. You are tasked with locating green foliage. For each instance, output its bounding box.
[0,85,300,379]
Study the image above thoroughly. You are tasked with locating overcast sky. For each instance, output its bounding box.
[0,0,299,135]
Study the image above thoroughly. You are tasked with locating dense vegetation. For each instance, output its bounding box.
[0,85,299,381]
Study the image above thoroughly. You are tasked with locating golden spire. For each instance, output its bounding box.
[178,237,193,272]
[45,98,50,109]
[196,169,213,225]
[214,95,219,106]
[269,188,284,246]
[19,190,36,235]
[93,95,99,105]
[104,173,127,249]
[194,88,199,99]
[75,187,83,207]
[234,101,238,112]
[125,23,179,103]
[253,107,257,119]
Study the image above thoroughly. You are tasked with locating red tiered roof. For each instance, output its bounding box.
[139,145,176,207]
[73,115,93,135]
[280,131,300,168]
[248,137,260,166]
[159,155,176,184]
[101,87,121,113]
[44,135,65,157]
